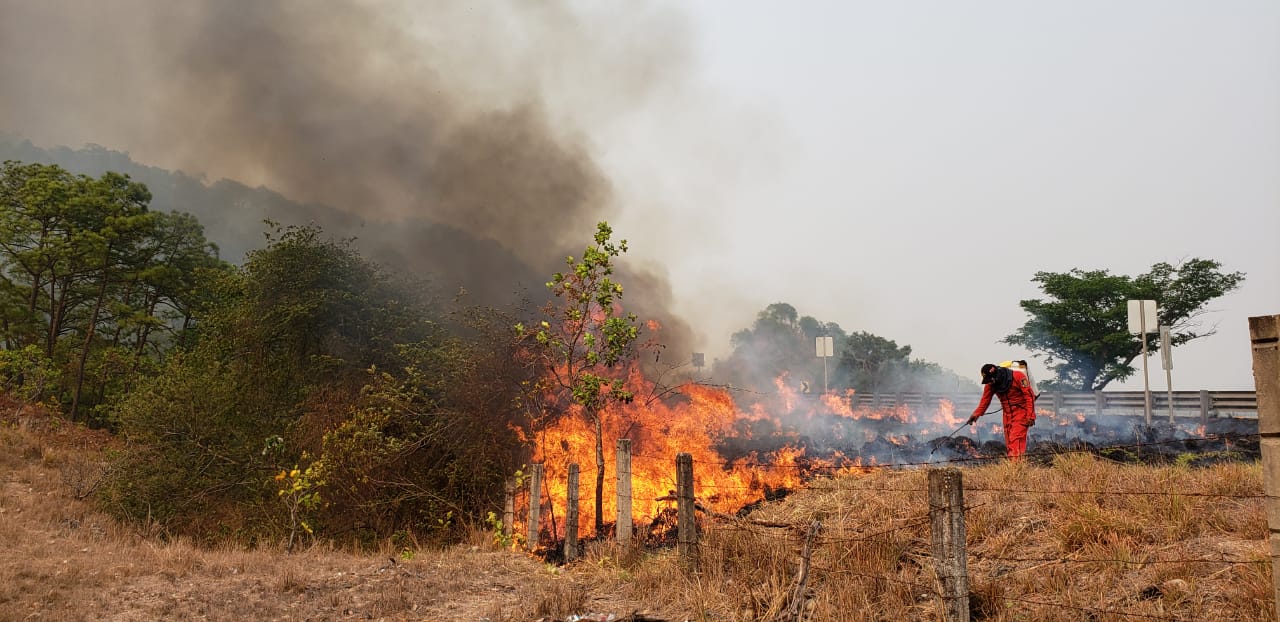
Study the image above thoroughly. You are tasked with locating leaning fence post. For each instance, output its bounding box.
[527,463,543,551]
[566,463,580,561]
[929,468,970,622]
[502,478,515,540]
[676,452,698,571]
[1249,315,1280,612]
[616,439,633,543]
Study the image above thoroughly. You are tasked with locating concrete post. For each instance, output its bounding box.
[566,463,579,562]
[1249,315,1280,612]
[616,439,633,543]
[526,463,543,551]
[502,479,515,540]
[1200,389,1212,427]
[1094,390,1106,418]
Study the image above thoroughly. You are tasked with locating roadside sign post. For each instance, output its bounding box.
[1128,300,1159,426]
[1161,326,1174,424]
[816,336,834,393]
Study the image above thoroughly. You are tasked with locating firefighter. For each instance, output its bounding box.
[967,361,1037,459]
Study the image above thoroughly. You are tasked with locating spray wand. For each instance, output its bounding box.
[929,408,1000,456]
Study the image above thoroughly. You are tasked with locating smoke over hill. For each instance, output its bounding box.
[0,0,696,349]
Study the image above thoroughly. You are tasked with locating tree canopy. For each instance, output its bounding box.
[716,302,847,394]
[1003,258,1245,390]
[715,303,969,396]
[0,161,225,421]
[105,223,529,543]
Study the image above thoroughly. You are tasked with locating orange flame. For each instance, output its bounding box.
[518,361,1000,541]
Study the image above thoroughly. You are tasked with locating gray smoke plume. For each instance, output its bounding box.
[0,0,696,350]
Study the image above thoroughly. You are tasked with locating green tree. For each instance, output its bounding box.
[106,224,438,538]
[0,161,224,420]
[516,222,640,536]
[0,161,82,355]
[66,172,155,419]
[113,211,225,358]
[718,302,847,394]
[839,331,912,393]
[1003,258,1245,390]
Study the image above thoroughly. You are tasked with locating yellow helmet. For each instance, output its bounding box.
[999,361,1013,368]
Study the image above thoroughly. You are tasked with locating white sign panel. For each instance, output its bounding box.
[816,336,833,358]
[1127,300,1158,335]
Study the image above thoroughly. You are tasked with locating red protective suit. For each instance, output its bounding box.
[972,369,1037,458]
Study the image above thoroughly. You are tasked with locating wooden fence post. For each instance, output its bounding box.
[616,439,633,543]
[527,463,543,551]
[1200,390,1212,427]
[929,468,970,622]
[1249,315,1280,612]
[566,463,580,562]
[502,478,515,540]
[676,452,698,571]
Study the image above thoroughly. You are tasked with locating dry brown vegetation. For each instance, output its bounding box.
[1,402,1273,621]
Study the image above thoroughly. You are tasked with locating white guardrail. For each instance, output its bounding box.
[847,390,1257,423]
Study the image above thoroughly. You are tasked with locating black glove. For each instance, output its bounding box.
[966,414,980,426]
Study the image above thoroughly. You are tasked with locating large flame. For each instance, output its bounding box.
[522,361,977,540]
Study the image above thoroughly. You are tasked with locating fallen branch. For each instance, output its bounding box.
[785,520,822,621]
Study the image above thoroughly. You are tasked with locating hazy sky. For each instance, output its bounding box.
[612,0,1280,390]
[1,1,1276,390]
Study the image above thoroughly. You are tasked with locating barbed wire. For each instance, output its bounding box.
[817,516,932,545]
[964,485,1267,499]
[970,553,1268,566]
[807,565,937,592]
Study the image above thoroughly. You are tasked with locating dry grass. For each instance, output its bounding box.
[601,455,1272,621]
[0,401,1273,621]
[0,407,658,621]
